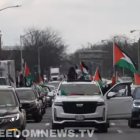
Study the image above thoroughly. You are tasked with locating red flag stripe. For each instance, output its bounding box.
[24,63,30,77]
[134,73,140,85]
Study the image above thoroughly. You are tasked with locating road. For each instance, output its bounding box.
[26,107,140,140]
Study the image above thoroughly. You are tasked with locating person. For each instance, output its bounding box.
[67,67,77,81]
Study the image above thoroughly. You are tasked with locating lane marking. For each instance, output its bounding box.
[117,129,123,134]
[45,123,50,126]
[110,122,116,126]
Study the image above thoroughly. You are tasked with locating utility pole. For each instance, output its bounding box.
[20,35,23,73]
[138,38,140,72]
[130,30,140,72]
[0,31,2,60]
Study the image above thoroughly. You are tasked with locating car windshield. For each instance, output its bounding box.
[59,84,101,96]
[0,90,16,107]
[16,89,36,100]
[133,88,140,99]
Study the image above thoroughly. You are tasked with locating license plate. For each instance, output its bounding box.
[75,115,84,121]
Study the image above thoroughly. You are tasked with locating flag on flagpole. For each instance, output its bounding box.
[24,62,34,87]
[93,67,103,87]
[93,67,102,81]
[80,61,90,80]
[134,73,140,85]
[80,61,89,75]
[113,43,136,73]
[24,62,30,77]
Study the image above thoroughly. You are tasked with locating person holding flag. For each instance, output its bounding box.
[80,61,90,80]
[24,62,34,87]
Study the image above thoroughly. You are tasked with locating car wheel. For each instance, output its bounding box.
[97,122,109,133]
[98,126,108,133]
[34,116,42,122]
[34,110,43,122]
[52,122,63,129]
[128,119,137,128]
[42,108,46,115]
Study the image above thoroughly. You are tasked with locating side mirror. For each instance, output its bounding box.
[19,103,23,111]
[107,92,117,99]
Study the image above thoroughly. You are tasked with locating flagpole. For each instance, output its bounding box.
[113,37,117,81]
[113,37,116,73]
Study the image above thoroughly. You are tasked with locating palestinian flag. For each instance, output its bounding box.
[24,62,30,77]
[24,62,33,86]
[93,67,103,87]
[134,73,140,85]
[80,61,89,75]
[114,43,136,73]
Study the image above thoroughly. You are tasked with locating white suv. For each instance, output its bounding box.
[52,80,133,132]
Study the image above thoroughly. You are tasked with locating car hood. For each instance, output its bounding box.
[20,100,35,104]
[0,107,19,117]
[54,95,104,102]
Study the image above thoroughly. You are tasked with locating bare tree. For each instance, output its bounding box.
[21,28,67,76]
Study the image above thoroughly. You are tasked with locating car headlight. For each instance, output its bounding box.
[97,102,105,106]
[133,101,140,107]
[54,102,63,106]
[3,114,20,122]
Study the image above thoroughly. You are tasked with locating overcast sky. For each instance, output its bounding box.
[0,0,140,53]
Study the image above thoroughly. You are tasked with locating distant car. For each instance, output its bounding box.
[41,84,56,107]
[0,86,26,139]
[32,85,47,114]
[16,87,43,122]
[129,86,140,128]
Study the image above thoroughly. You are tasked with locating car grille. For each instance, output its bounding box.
[63,102,97,114]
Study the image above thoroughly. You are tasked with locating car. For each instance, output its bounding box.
[48,81,61,89]
[32,84,47,114]
[0,86,26,139]
[52,80,133,132]
[40,84,56,107]
[16,87,43,122]
[129,86,140,128]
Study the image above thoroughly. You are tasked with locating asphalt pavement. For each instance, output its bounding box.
[26,107,140,140]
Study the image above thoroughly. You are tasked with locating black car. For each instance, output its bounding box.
[129,86,140,128]
[0,86,26,139]
[16,87,43,122]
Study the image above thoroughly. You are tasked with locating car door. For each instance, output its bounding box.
[105,82,133,120]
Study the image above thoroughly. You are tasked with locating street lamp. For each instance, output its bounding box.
[130,30,140,72]
[0,5,21,12]
[20,32,32,73]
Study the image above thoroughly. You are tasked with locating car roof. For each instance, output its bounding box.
[0,85,13,89]
[60,80,99,85]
